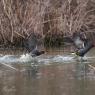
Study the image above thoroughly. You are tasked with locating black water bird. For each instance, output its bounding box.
[24,33,45,57]
[64,32,94,57]
[72,32,94,57]
[75,41,94,57]
[30,49,45,57]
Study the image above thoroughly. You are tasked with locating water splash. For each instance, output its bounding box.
[0,55,19,63]
[0,53,94,64]
[0,54,34,63]
[52,55,74,62]
[19,53,33,63]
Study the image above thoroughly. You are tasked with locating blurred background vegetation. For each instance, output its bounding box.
[0,0,95,48]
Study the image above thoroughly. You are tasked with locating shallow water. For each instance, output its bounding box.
[0,48,95,95]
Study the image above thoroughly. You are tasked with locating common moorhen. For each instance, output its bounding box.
[72,32,94,57]
[63,32,94,57]
[75,41,94,57]
[24,33,45,57]
[30,49,45,57]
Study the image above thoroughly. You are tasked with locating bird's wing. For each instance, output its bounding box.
[24,36,38,52]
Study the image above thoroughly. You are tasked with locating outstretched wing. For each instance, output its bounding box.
[24,34,38,52]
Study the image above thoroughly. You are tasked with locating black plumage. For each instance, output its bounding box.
[75,41,94,57]
[31,49,45,57]
[64,32,94,57]
[24,33,45,57]
[73,32,94,57]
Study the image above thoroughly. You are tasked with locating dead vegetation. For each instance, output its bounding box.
[0,0,95,47]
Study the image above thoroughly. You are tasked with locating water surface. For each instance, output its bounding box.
[0,48,95,95]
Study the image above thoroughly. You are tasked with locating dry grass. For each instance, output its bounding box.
[0,0,95,47]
